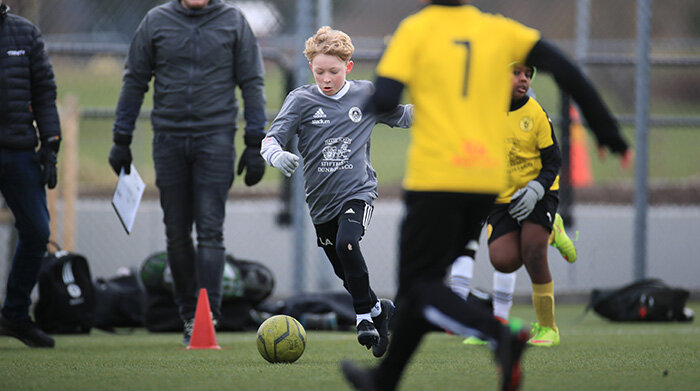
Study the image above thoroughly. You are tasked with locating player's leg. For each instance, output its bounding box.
[335,200,395,355]
[449,239,479,300]
[342,192,528,391]
[521,193,560,347]
[153,132,197,343]
[493,271,517,321]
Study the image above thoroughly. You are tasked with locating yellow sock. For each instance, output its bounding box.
[548,229,555,245]
[532,281,557,332]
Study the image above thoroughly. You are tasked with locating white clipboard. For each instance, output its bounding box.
[111,165,145,235]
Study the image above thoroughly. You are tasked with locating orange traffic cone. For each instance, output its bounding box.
[187,288,221,350]
[569,105,593,188]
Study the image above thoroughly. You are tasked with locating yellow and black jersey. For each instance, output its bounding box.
[496,96,560,203]
[376,4,540,194]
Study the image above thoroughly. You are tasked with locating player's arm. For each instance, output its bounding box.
[376,103,413,129]
[509,119,561,221]
[261,93,301,177]
[534,119,562,191]
[366,77,405,115]
[526,40,629,156]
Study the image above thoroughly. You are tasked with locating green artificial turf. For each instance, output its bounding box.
[2,302,699,391]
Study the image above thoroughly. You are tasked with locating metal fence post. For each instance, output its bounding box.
[317,0,332,28]
[634,0,653,280]
[291,0,314,293]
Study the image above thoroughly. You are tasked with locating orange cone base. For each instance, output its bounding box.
[186,288,221,350]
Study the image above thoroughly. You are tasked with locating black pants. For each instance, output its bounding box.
[376,191,506,390]
[314,199,377,314]
[153,131,235,321]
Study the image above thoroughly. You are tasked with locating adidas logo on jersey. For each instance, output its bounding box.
[312,107,330,125]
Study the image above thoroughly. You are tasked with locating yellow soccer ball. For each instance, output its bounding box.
[256,315,306,363]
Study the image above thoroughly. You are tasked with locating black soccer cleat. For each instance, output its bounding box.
[356,319,379,349]
[340,360,380,391]
[495,318,529,391]
[371,298,395,358]
[0,315,55,348]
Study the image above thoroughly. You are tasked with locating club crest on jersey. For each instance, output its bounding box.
[519,116,533,132]
[348,107,362,123]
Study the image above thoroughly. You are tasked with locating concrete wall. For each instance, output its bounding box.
[1,200,699,301]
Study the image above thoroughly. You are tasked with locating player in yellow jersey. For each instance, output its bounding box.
[341,1,631,391]
[488,63,563,347]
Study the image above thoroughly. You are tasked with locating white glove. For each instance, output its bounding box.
[508,180,545,222]
[270,151,300,177]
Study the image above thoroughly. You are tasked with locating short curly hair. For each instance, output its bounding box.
[304,26,354,63]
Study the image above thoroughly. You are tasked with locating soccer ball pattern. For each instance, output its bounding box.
[256,315,306,363]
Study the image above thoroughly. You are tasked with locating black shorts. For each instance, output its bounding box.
[486,191,559,244]
[314,199,374,247]
[399,191,495,289]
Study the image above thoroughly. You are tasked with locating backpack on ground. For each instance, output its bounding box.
[588,278,694,322]
[34,244,95,334]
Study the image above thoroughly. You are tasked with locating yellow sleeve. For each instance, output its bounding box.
[498,15,541,64]
[376,19,419,84]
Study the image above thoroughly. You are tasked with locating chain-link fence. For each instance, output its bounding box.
[1,0,699,299]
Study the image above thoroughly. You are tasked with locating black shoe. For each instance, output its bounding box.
[356,319,379,349]
[371,299,395,358]
[494,319,529,391]
[0,315,55,348]
[340,360,380,391]
[182,318,194,346]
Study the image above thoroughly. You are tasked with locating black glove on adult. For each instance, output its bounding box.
[237,146,265,186]
[108,143,132,175]
[38,138,60,189]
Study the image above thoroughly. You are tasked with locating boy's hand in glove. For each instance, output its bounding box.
[270,151,300,177]
[508,180,545,222]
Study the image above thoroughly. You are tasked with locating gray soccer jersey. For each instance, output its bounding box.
[265,80,412,224]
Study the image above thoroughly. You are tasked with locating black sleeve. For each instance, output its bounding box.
[29,25,61,144]
[526,40,628,154]
[365,77,404,114]
[534,121,562,190]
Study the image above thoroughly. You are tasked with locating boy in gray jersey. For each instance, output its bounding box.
[261,27,412,358]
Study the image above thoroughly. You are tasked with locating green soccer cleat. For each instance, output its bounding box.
[527,323,560,347]
[462,336,488,346]
[550,213,578,263]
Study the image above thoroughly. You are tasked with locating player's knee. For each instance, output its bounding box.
[491,256,521,274]
[521,243,547,265]
[335,237,359,255]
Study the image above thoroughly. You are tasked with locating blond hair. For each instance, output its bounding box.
[304,26,354,63]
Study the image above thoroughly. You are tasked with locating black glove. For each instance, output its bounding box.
[237,146,265,186]
[108,144,132,175]
[38,138,60,189]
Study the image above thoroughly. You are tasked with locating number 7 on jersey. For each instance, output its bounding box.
[454,40,471,98]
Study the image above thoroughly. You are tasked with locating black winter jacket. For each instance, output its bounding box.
[0,4,60,150]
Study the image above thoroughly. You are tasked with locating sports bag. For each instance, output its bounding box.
[93,270,145,332]
[34,245,95,333]
[140,252,273,332]
[588,279,694,322]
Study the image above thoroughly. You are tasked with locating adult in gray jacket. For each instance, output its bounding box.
[108,0,267,345]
